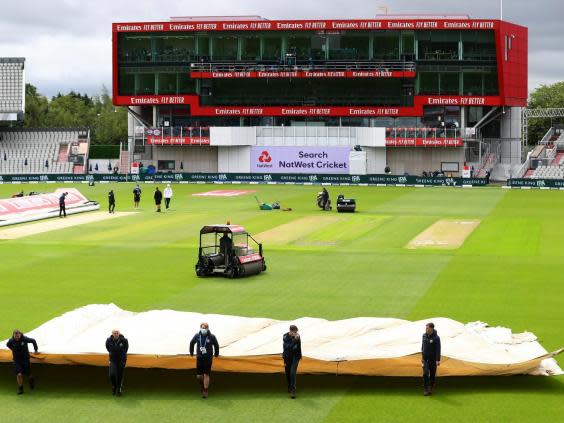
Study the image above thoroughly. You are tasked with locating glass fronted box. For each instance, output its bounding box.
[117,30,495,64]
[200,78,407,106]
[117,30,498,98]
[118,65,497,98]
[417,66,498,96]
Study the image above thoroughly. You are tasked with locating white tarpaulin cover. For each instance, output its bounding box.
[1,304,562,376]
[0,188,99,227]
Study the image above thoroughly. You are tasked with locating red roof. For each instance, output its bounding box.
[200,225,247,234]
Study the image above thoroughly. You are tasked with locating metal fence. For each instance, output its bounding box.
[190,60,416,73]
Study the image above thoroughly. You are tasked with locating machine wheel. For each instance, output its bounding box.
[225,267,236,279]
[195,262,208,277]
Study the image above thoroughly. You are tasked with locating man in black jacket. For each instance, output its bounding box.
[59,192,68,217]
[108,190,116,214]
[189,323,219,399]
[321,188,330,210]
[421,322,441,396]
[283,325,302,399]
[219,233,233,265]
[154,187,163,212]
[6,330,38,395]
[105,329,129,396]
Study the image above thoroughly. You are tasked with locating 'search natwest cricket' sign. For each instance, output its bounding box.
[251,147,350,174]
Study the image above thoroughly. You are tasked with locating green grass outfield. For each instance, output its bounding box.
[0,182,563,423]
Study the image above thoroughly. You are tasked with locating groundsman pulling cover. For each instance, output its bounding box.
[1,304,562,376]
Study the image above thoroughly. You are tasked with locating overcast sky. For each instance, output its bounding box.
[0,0,560,98]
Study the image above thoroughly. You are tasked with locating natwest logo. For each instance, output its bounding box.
[258,150,272,163]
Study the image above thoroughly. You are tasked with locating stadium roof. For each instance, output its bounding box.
[170,16,267,21]
[168,15,472,22]
[0,57,25,66]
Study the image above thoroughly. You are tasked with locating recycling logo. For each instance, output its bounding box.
[258,150,272,163]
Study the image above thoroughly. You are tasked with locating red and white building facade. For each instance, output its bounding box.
[112,16,527,176]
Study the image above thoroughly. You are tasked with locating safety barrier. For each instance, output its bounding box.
[0,173,489,187]
[507,178,564,189]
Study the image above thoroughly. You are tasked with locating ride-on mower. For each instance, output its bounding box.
[195,224,266,278]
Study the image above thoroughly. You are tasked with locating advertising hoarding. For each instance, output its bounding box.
[250,147,350,174]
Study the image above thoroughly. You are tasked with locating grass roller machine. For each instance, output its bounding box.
[195,224,266,278]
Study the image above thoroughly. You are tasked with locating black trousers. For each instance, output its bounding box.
[422,360,437,388]
[109,202,115,213]
[109,361,125,392]
[165,198,171,209]
[59,205,66,217]
[284,357,300,391]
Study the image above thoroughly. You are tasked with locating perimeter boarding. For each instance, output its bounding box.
[4,323,440,398]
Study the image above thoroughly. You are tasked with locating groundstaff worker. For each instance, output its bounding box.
[154,187,163,212]
[59,192,68,217]
[7,330,38,395]
[422,322,441,396]
[108,190,116,214]
[133,184,142,209]
[190,323,219,399]
[164,184,173,210]
[105,329,129,397]
[283,325,302,399]
[321,187,329,210]
[219,232,233,260]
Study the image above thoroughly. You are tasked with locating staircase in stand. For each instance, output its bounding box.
[73,165,85,174]
[552,152,564,166]
[475,153,496,178]
[57,144,69,163]
[119,150,130,173]
[523,169,535,178]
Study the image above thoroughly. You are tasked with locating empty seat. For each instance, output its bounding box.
[0,128,88,174]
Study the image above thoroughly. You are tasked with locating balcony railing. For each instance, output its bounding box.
[137,126,464,147]
[190,60,416,74]
[145,126,210,138]
[142,126,462,142]
[385,127,461,140]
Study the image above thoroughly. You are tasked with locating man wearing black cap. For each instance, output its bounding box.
[189,322,219,399]
[6,330,38,395]
[422,322,441,396]
[283,325,302,399]
[105,329,129,396]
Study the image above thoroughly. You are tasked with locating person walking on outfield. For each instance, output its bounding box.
[133,185,142,209]
[108,190,116,214]
[6,330,38,395]
[283,325,302,399]
[422,322,441,396]
[189,323,219,399]
[154,187,163,212]
[59,192,68,217]
[105,329,129,397]
[321,187,330,210]
[164,184,173,210]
